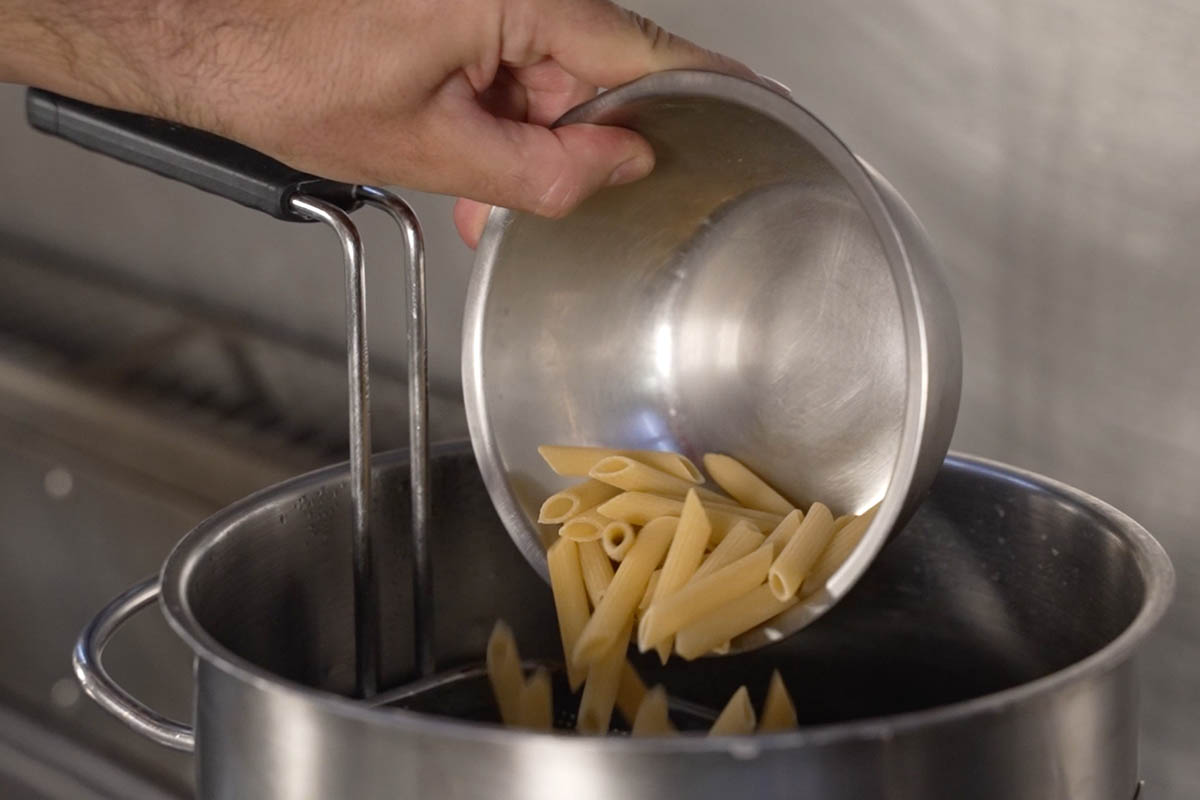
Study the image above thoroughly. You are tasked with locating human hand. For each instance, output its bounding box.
[1,0,760,246]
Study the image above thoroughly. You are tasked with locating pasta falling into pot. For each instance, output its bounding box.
[487,446,878,735]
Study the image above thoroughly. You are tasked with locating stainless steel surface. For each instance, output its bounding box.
[289,195,380,698]
[0,703,183,800]
[3,0,1199,792]
[0,236,469,461]
[464,70,962,652]
[82,444,1168,799]
[0,341,330,796]
[368,660,720,729]
[72,578,194,752]
[356,187,436,678]
[0,288,478,796]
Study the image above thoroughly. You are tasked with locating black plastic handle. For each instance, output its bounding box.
[26,88,361,221]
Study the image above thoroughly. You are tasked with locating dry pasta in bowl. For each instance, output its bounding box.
[485,445,879,735]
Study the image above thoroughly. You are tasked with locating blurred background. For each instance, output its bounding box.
[0,0,1195,797]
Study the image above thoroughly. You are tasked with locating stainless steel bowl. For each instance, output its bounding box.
[463,71,962,649]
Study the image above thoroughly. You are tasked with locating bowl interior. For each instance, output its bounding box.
[468,81,908,556]
[171,447,1150,726]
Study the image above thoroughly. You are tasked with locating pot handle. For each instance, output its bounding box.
[72,576,196,752]
[25,88,360,221]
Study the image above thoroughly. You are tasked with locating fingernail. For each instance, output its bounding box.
[606,153,655,187]
[755,72,793,99]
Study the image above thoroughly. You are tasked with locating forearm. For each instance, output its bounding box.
[0,0,188,117]
[0,0,755,243]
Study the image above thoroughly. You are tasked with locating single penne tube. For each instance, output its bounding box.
[596,492,686,524]
[768,502,836,601]
[691,520,765,582]
[709,686,756,736]
[695,486,740,506]
[559,509,609,542]
[615,660,647,724]
[578,540,615,607]
[486,620,524,726]
[538,445,702,483]
[590,456,699,496]
[574,517,676,667]
[517,667,553,731]
[576,621,632,734]
[632,685,677,736]
[638,569,662,613]
[832,512,856,533]
[537,445,623,477]
[674,584,798,660]
[546,538,589,691]
[638,543,773,652]
[801,505,878,596]
[707,508,774,544]
[598,492,781,540]
[539,479,621,524]
[649,490,711,662]
[602,522,636,561]
[702,453,794,515]
[759,669,798,732]
[763,509,804,557]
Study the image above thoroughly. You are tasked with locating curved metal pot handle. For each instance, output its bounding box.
[72,576,195,752]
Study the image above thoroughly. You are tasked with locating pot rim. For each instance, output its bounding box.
[159,442,1174,754]
[461,70,933,614]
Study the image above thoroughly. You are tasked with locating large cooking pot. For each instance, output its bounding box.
[76,443,1171,799]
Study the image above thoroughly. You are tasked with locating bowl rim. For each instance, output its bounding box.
[461,69,934,639]
[159,442,1174,752]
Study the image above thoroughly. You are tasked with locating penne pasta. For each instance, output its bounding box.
[546,538,590,691]
[709,686,756,736]
[538,445,702,483]
[517,667,553,731]
[695,486,742,506]
[691,521,765,581]
[615,660,647,724]
[590,456,699,497]
[648,490,711,662]
[762,509,804,557]
[486,621,524,726]
[597,492,780,543]
[577,621,632,734]
[574,517,676,667]
[705,508,773,543]
[585,461,733,506]
[539,479,621,524]
[596,492,691,524]
[674,584,798,660]
[801,505,878,596]
[759,669,798,732]
[578,540,615,607]
[631,685,676,736]
[558,509,609,542]
[638,543,773,652]
[832,512,856,533]
[602,522,636,561]
[768,502,836,601]
[638,569,662,613]
[702,453,794,515]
